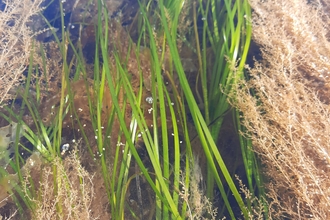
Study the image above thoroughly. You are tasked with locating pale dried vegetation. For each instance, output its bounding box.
[180,157,218,219]
[22,152,101,220]
[233,0,330,218]
[0,0,45,105]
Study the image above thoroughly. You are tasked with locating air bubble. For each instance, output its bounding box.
[61,143,69,151]
[146,96,153,104]
[61,143,69,155]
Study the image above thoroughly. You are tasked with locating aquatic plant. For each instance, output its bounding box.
[233,0,330,218]
[0,0,266,219]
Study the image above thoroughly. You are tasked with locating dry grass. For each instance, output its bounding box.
[180,157,218,219]
[22,152,103,220]
[0,0,45,105]
[233,0,330,218]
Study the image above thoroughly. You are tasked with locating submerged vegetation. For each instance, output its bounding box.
[0,0,329,219]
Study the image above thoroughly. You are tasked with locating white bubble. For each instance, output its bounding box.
[62,143,69,151]
[146,96,153,104]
